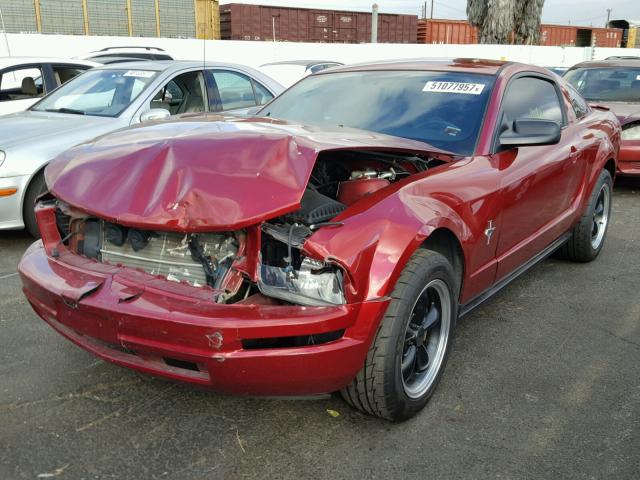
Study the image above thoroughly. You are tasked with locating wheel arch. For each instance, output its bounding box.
[421,227,465,299]
[20,164,48,222]
[604,157,616,180]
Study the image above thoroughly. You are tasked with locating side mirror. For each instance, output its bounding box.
[499,119,561,148]
[140,108,170,123]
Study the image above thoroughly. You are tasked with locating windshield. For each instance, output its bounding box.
[31,68,158,117]
[259,70,495,155]
[564,67,640,102]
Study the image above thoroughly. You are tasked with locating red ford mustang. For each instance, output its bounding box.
[19,59,620,420]
[565,59,640,176]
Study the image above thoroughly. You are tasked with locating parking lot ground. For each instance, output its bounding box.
[1,179,639,480]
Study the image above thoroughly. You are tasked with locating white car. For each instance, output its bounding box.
[259,60,343,87]
[0,57,98,115]
[0,60,284,236]
[78,46,174,64]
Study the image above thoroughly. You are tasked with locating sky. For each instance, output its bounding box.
[221,0,639,27]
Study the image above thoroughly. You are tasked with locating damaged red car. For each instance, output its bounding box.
[19,59,620,421]
[564,59,640,176]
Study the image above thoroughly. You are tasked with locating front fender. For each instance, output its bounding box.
[582,117,619,211]
[303,186,472,303]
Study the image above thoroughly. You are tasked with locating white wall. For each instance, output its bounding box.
[3,33,640,68]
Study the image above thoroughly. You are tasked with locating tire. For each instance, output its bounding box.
[341,249,458,421]
[23,171,47,238]
[558,169,613,262]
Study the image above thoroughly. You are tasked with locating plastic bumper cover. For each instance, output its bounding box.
[19,240,389,395]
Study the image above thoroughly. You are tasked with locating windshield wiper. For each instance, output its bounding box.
[44,107,86,115]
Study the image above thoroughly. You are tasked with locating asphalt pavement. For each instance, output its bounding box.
[1,179,639,480]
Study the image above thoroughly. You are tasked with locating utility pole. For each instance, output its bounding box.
[0,7,11,57]
[605,8,611,27]
[371,3,378,43]
[430,0,434,19]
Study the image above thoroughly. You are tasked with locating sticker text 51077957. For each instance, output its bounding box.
[423,81,486,95]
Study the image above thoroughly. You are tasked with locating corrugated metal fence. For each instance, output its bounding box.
[40,0,85,35]
[0,0,220,38]
[0,0,38,33]
[87,0,129,36]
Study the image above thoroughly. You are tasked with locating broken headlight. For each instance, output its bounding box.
[258,257,345,306]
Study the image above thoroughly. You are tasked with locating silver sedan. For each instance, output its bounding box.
[0,60,284,236]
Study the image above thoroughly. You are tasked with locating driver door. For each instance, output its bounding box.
[493,74,586,279]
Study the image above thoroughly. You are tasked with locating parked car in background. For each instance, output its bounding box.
[20,59,619,421]
[565,59,640,176]
[0,60,284,236]
[0,57,98,115]
[79,46,174,64]
[259,60,343,87]
[546,66,568,76]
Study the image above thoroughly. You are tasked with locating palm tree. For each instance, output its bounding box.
[467,0,545,45]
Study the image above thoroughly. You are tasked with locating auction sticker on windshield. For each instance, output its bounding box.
[423,81,485,95]
[123,70,155,78]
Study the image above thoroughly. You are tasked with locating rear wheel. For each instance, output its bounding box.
[23,171,47,238]
[341,249,457,421]
[558,169,612,262]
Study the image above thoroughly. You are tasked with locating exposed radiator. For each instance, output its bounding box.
[100,230,237,288]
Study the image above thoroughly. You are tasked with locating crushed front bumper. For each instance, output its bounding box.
[19,225,389,395]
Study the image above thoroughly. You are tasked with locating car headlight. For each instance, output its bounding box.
[258,257,346,306]
[0,151,5,168]
[622,123,640,141]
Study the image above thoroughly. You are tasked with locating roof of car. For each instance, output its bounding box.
[319,58,512,75]
[568,59,640,69]
[261,60,343,67]
[0,57,98,70]
[96,60,260,72]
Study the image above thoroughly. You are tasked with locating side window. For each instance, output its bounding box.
[52,65,90,88]
[149,71,206,115]
[502,76,564,125]
[211,70,257,110]
[566,84,589,119]
[0,66,44,102]
[252,81,274,105]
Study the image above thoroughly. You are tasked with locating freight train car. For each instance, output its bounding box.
[220,3,417,43]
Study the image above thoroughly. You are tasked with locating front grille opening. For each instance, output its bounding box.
[242,329,345,350]
[163,357,201,372]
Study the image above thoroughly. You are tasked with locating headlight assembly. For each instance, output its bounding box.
[0,151,5,168]
[258,257,346,306]
[622,123,640,141]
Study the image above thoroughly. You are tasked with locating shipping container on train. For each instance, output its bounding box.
[418,18,622,47]
[417,19,478,44]
[220,3,417,43]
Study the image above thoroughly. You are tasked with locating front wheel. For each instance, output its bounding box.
[341,249,457,421]
[558,169,613,262]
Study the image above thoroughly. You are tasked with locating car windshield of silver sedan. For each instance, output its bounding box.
[564,67,640,102]
[260,70,496,155]
[31,69,158,117]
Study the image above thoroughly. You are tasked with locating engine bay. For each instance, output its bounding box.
[57,149,446,306]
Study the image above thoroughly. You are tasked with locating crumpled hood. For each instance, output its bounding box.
[46,115,445,232]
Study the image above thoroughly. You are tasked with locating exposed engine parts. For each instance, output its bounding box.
[57,150,446,306]
[75,219,239,290]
